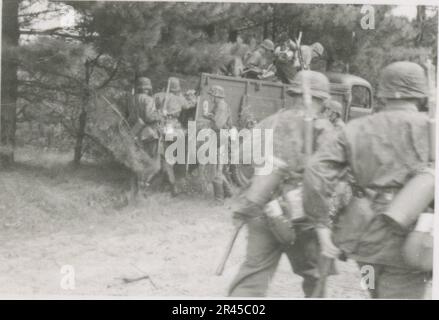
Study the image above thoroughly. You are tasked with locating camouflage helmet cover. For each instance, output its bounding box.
[377,61,428,99]
[168,77,181,93]
[324,99,343,115]
[287,70,330,101]
[311,42,324,57]
[208,85,225,98]
[136,77,152,90]
[261,39,275,52]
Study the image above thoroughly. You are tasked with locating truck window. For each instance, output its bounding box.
[331,94,344,105]
[351,85,371,109]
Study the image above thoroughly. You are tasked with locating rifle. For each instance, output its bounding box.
[425,59,436,162]
[186,95,200,177]
[301,68,335,299]
[215,220,245,276]
[295,31,307,71]
[302,67,314,157]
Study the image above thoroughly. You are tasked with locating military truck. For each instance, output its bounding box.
[194,72,374,187]
[196,72,373,126]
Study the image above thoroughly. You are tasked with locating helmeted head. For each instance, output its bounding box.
[324,99,343,114]
[208,85,225,99]
[311,42,324,57]
[136,77,152,92]
[286,70,330,101]
[377,61,428,100]
[168,77,181,93]
[260,39,275,52]
[323,99,344,123]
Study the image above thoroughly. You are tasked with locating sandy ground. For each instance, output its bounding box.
[0,148,369,298]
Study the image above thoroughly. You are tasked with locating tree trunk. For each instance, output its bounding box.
[1,0,20,166]
[415,6,426,45]
[73,61,91,165]
[263,21,269,40]
[73,107,87,165]
[271,4,277,42]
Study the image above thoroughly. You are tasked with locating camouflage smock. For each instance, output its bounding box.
[254,108,336,177]
[303,104,432,266]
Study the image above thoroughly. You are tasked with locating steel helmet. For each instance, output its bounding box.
[261,39,275,52]
[287,70,330,101]
[324,99,343,115]
[208,85,225,98]
[136,77,152,90]
[168,77,181,93]
[311,42,324,57]
[377,61,428,99]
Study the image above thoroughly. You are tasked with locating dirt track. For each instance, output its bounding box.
[0,148,369,298]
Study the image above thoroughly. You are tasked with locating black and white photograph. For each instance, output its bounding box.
[0,0,437,301]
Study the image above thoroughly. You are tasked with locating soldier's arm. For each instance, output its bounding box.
[303,129,349,228]
[144,98,161,123]
[180,96,194,110]
[212,104,229,130]
[245,51,262,69]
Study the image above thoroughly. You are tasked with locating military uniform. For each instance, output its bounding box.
[204,85,233,202]
[274,46,296,84]
[154,77,190,195]
[243,39,274,78]
[294,43,324,70]
[303,62,433,299]
[129,77,161,158]
[228,71,336,297]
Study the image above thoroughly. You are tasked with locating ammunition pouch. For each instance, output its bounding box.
[264,198,296,245]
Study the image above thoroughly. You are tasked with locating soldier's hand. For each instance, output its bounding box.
[204,112,215,119]
[316,227,341,259]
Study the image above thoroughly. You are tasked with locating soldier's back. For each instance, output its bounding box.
[342,108,430,188]
[256,109,334,170]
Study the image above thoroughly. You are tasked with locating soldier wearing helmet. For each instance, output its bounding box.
[204,85,233,204]
[274,35,296,84]
[154,77,194,196]
[323,100,345,129]
[228,70,337,298]
[242,39,275,79]
[291,42,325,71]
[303,61,433,299]
[128,77,161,158]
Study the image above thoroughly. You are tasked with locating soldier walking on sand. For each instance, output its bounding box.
[303,61,434,299]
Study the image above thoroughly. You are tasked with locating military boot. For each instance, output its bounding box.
[223,179,233,198]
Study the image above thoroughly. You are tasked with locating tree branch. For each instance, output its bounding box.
[19,28,91,40]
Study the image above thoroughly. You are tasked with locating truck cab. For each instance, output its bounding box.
[326,72,373,122]
[196,72,373,128]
